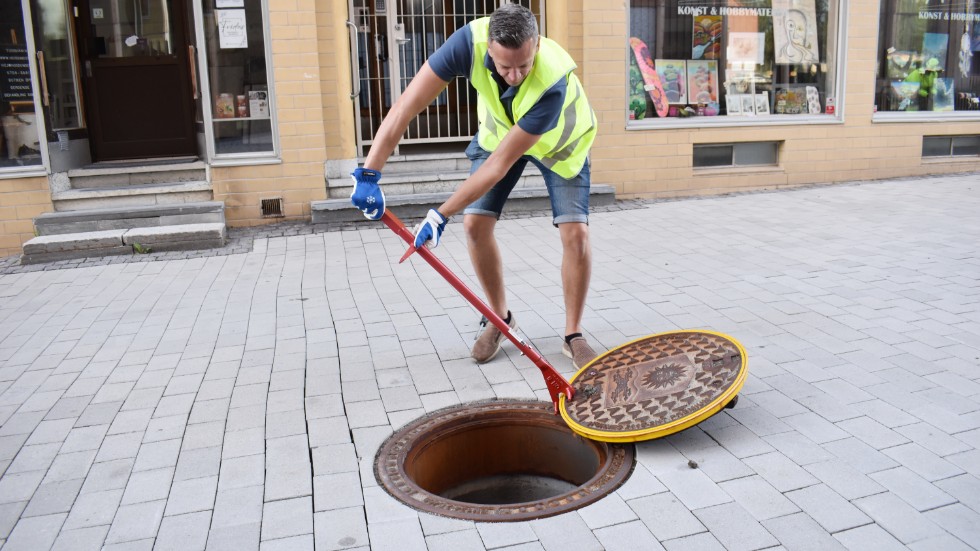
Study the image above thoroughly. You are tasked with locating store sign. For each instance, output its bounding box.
[0,45,33,103]
[677,6,772,16]
[918,11,980,21]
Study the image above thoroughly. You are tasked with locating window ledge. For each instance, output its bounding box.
[627,115,843,130]
[922,156,980,164]
[873,112,980,123]
[0,168,48,179]
[209,157,282,168]
[693,165,784,176]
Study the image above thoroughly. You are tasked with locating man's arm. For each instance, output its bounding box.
[436,125,542,218]
[363,63,450,170]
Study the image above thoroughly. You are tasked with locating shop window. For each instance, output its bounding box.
[1,1,44,170]
[876,0,980,115]
[922,135,980,156]
[627,0,842,125]
[693,141,779,167]
[30,0,81,130]
[199,0,275,157]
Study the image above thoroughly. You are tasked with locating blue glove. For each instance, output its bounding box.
[350,167,385,220]
[413,209,448,249]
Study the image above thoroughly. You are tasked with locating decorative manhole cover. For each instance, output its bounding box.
[375,400,635,522]
[560,330,748,442]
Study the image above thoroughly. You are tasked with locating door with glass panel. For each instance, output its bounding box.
[76,0,196,161]
[349,0,542,156]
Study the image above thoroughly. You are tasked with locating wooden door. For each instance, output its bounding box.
[76,0,196,161]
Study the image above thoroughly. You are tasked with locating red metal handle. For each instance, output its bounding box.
[380,211,575,412]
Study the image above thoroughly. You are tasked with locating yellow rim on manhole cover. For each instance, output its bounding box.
[560,329,748,443]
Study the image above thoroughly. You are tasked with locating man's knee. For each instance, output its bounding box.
[559,222,591,257]
[463,214,496,244]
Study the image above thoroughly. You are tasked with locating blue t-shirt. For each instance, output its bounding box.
[428,25,566,136]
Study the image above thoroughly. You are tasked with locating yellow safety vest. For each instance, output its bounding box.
[469,18,596,179]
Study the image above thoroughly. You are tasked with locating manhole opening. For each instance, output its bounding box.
[375,400,635,522]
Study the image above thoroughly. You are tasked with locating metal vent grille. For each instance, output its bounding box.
[261,197,284,218]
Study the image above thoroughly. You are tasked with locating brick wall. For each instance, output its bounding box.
[0,176,52,257]
[212,0,329,226]
[578,0,980,199]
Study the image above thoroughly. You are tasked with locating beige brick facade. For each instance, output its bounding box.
[0,176,53,257]
[578,0,980,198]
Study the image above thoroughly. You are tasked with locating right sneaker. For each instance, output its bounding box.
[562,336,599,369]
[471,313,517,364]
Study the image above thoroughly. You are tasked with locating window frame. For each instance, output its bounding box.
[0,0,50,178]
[625,0,849,130]
[693,141,780,168]
[872,0,980,123]
[192,0,281,165]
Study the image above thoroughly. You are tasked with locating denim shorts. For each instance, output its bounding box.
[462,135,591,225]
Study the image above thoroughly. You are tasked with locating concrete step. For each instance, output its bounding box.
[68,160,207,189]
[51,181,213,212]
[325,151,468,179]
[21,223,227,264]
[34,201,225,236]
[312,184,617,224]
[326,170,545,199]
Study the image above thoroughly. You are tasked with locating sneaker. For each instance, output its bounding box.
[562,336,598,369]
[471,313,517,363]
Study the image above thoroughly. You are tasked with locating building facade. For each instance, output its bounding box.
[1,0,978,257]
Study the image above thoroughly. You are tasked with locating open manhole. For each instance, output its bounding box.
[374,400,635,522]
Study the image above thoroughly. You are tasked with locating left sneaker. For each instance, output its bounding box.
[562,336,599,369]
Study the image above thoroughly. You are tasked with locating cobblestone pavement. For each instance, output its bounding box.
[0,173,978,551]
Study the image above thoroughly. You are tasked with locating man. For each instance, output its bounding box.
[350,4,599,369]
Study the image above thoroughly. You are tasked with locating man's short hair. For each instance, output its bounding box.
[488,4,538,49]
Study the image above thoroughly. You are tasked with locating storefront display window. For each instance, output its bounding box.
[875,0,980,115]
[627,0,842,125]
[1,1,44,170]
[199,0,276,157]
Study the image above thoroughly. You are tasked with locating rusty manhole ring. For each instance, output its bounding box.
[374,400,636,522]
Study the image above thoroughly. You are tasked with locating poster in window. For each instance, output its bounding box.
[890,81,919,111]
[774,88,807,114]
[921,33,948,70]
[958,31,973,77]
[754,92,770,115]
[740,94,756,115]
[692,16,722,59]
[886,50,917,80]
[726,95,742,116]
[933,78,954,112]
[773,0,819,64]
[686,60,719,105]
[217,9,248,49]
[655,59,687,104]
[727,33,765,66]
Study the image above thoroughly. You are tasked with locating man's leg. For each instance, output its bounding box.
[558,221,591,336]
[463,214,507,319]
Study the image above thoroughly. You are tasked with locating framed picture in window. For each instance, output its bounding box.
[755,92,771,115]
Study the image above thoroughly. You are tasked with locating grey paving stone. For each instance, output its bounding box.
[50,525,110,551]
[803,459,887,501]
[5,443,60,475]
[314,507,369,551]
[121,466,173,504]
[661,531,726,551]
[577,493,637,530]
[529,512,603,551]
[217,453,265,491]
[834,522,908,550]
[205,521,260,551]
[210,485,264,529]
[133,439,181,471]
[154,510,212,551]
[946,449,980,478]
[762,512,845,551]
[104,499,166,544]
[0,501,27,539]
[173,446,222,482]
[853,492,944,545]
[425,529,487,551]
[822,437,901,474]
[677,443,755,483]
[261,496,313,541]
[718,475,800,521]
[743,451,819,492]
[614,463,667,501]
[61,424,111,453]
[308,416,352,447]
[312,443,358,475]
[367,518,427,551]
[654,463,733,510]
[63,488,124,530]
[22,478,84,517]
[2,512,67,551]
[923,503,980,547]
[882,442,965,482]
[870,467,957,512]
[785,483,873,533]
[221,427,264,459]
[0,469,45,504]
[265,435,312,501]
[628,493,706,541]
[592,519,664,551]
[896,422,973,456]
[475,520,538,549]
[166,475,218,516]
[693,502,779,551]
[837,417,910,449]
[784,412,851,444]
[908,533,978,551]
[259,534,314,551]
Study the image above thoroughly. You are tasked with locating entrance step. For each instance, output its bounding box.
[311,185,617,225]
[20,223,227,265]
[52,181,212,211]
[33,201,225,236]
[69,160,207,189]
